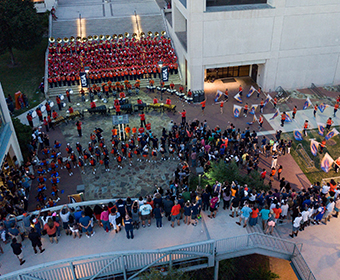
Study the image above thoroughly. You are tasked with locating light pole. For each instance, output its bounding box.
[158,60,163,100]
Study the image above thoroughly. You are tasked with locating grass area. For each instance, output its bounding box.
[0,39,48,116]
[281,126,340,185]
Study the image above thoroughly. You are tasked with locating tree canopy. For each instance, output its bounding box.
[0,0,43,65]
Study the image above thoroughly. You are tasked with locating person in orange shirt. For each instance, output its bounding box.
[303,120,310,136]
[313,104,318,118]
[326,117,334,131]
[224,88,229,101]
[153,97,158,104]
[131,127,137,140]
[281,112,286,127]
[200,100,206,115]
[292,106,297,119]
[111,127,118,139]
[334,103,339,117]
[260,99,264,113]
[273,97,277,109]
[270,167,276,182]
[124,125,131,139]
[238,85,243,96]
[68,106,74,114]
[320,139,326,153]
[243,103,249,117]
[258,115,264,130]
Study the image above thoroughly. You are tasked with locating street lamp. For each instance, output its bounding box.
[158,60,163,100]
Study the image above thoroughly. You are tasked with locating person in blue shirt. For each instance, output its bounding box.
[236,202,252,228]
[79,212,94,238]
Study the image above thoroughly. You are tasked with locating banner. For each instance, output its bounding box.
[214,90,223,102]
[249,104,258,115]
[321,153,334,173]
[80,72,88,88]
[317,123,325,136]
[325,128,339,140]
[233,105,242,118]
[270,109,280,120]
[247,115,257,125]
[310,139,319,156]
[234,93,242,103]
[293,130,303,141]
[263,94,272,107]
[161,66,169,82]
[285,113,292,122]
[303,97,312,110]
[247,86,257,98]
[318,103,329,113]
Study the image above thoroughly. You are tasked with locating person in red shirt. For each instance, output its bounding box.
[273,97,277,109]
[187,89,192,97]
[169,82,175,90]
[76,121,82,137]
[66,90,71,103]
[145,123,151,131]
[224,88,229,101]
[292,106,297,119]
[68,106,74,114]
[179,85,184,93]
[170,200,181,228]
[45,102,51,117]
[27,113,33,127]
[52,110,58,120]
[43,117,49,132]
[139,113,146,127]
[238,85,243,96]
[200,100,206,115]
[115,104,121,116]
[90,101,96,108]
[313,104,318,118]
[258,115,264,130]
[153,97,158,104]
[243,103,248,117]
[138,126,145,135]
[166,98,171,105]
[56,96,62,111]
[281,112,286,127]
[180,109,186,124]
[36,108,43,122]
[326,117,334,132]
[137,98,143,105]
[303,120,310,136]
[334,103,339,117]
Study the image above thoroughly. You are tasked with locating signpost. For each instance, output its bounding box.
[112,114,129,140]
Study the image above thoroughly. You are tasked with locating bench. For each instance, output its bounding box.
[88,105,107,115]
[163,104,176,113]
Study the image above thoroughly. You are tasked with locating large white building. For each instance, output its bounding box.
[167,0,340,91]
[0,84,23,168]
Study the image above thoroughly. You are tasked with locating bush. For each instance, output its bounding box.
[246,265,280,280]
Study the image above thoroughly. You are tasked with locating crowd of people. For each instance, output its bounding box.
[47,35,178,88]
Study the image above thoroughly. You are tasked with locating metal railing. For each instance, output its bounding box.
[0,233,315,280]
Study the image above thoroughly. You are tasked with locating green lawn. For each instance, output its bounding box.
[282,127,340,185]
[0,39,48,116]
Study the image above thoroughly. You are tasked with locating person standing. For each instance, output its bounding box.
[28,228,45,254]
[153,204,163,229]
[76,121,82,137]
[303,120,310,136]
[260,205,270,231]
[258,115,264,130]
[243,103,248,117]
[326,117,334,132]
[236,202,252,228]
[313,104,318,118]
[280,112,286,127]
[66,90,71,103]
[124,215,134,239]
[290,213,303,238]
[139,113,146,127]
[260,99,264,113]
[292,106,297,119]
[170,200,181,228]
[224,88,229,101]
[139,203,152,228]
[180,110,186,125]
[277,165,283,181]
[43,218,59,243]
[56,95,62,111]
[200,100,206,115]
[334,103,339,117]
[11,238,25,265]
[27,113,33,128]
[79,211,95,238]
[208,193,219,218]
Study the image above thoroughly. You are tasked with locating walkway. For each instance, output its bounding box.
[1,205,338,279]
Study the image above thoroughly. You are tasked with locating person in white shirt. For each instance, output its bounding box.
[324,198,335,224]
[109,209,121,233]
[321,184,330,195]
[281,201,289,219]
[301,208,309,230]
[290,213,302,238]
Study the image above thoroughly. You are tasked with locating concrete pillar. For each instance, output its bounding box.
[214,260,219,280]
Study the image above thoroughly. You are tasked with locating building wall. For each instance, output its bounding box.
[0,84,23,166]
[171,0,340,91]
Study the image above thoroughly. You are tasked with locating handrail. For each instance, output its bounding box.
[0,233,315,280]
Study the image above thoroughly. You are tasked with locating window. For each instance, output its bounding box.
[206,0,267,7]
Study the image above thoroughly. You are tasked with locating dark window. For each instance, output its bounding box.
[207,0,267,7]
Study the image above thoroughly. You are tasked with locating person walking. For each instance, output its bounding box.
[334,103,339,117]
[326,117,334,132]
[11,238,25,265]
[292,106,297,119]
[236,202,252,228]
[313,104,318,118]
[280,112,286,127]
[200,100,206,115]
[303,120,310,136]
[28,228,45,254]
[124,215,134,239]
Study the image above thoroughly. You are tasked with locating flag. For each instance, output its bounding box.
[293,130,303,141]
[269,109,280,120]
[321,153,334,173]
[318,103,329,113]
[310,139,319,156]
[263,94,272,107]
[214,90,223,102]
[325,128,339,140]
[233,105,242,118]
[234,93,242,103]
[303,97,312,110]
[247,86,257,98]
[249,104,258,115]
[247,115,257,125]
[317,123,325,136]
[285,113,292,122]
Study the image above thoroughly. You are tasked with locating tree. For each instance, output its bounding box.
[139,268,190,280]
[0,0,43,65]
[246,265,280,280]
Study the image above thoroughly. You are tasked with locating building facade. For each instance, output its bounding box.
[0,84,23,168]
[167,0,340,91]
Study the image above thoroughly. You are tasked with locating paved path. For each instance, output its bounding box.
[1,206,338,280]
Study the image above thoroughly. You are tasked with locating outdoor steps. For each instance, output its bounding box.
[47,74,182,98]
[246,223,290,252]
